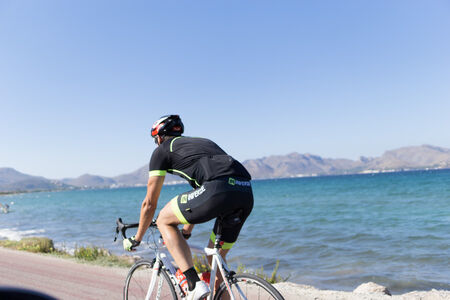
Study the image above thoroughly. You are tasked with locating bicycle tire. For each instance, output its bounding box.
[214,273,285,300]
[124,259,178,300]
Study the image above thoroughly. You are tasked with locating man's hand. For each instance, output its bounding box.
[123,236,141,251]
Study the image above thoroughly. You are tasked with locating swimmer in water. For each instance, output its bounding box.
[0,203,9,214]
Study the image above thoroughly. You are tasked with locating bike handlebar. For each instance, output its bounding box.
[113,217,157,241]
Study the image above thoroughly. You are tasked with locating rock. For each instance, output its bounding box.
[131,255,142,263]
[354,282,392,296]
[120,254,141,264]
[100,248,111,256]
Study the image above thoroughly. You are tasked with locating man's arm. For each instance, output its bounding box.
[135,175,165,242]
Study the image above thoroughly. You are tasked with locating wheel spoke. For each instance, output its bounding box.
[215,274,284,300]
[125,260,178,300]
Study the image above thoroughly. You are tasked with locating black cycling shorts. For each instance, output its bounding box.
[170,177,253,249]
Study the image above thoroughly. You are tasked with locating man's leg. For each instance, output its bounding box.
[157,200,193,272]
[157,199,211,299]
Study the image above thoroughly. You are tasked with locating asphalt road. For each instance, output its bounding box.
[0,247,128,299]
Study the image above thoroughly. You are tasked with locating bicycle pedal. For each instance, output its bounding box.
[226,271,236,279]
[226,271,238,284]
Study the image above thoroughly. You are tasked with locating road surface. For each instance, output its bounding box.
[0,247,128,299]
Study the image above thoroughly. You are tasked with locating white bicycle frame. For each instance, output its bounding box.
[126,223,246,300]
[145,251,180,300]
[204,246,247,300]
[143,246,247,300]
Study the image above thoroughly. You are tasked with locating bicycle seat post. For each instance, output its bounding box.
[214,219,223,249]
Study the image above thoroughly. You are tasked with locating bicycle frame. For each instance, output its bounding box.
[145,258,161,300]
[144,250,182,300]
[205,247,246,300]
[144,246,246,300]
[116,218,250,300]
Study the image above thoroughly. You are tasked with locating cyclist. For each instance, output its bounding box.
[123,115,253,300]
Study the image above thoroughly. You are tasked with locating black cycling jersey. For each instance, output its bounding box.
[149,136,251,188]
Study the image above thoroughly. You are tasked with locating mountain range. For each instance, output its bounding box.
[1,145,449,193]
[243,144,450,179]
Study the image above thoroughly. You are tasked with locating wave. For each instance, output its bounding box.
[0,228,46,241]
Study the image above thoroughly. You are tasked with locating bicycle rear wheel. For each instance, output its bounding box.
[124,259,178,300]
[214,273,285,300]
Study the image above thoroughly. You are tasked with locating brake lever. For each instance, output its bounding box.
[114,217,123,242]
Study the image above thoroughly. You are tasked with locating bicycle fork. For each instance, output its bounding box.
[146,259,161,300]
[145,252,181,300]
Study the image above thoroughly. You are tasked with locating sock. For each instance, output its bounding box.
[183,267,200,291]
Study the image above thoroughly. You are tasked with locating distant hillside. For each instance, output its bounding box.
[0,168,70,192]
[61,166,186,188]
[62,174,116,188]
[1,145,449,192]
[363,145,450,170]
[242,144,450,178]
[243,153,362,179]
[112,165,148,186]
[0,166,186,192]
[113,165,186,186]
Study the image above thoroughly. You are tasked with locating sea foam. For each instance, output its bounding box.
[0,228,46,241]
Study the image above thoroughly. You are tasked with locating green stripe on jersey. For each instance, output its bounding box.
[168,169,200,187]
[149,170,167,177]
[170,137,182,152]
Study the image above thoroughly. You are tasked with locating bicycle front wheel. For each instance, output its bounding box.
[124,259,178,300]
[214,273,285,300]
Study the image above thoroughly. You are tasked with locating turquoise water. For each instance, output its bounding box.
[1,170,449,293]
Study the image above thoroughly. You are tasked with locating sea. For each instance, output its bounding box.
[1,169,449,294]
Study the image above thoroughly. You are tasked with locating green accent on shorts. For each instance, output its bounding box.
[168,169,201,187]
[228,177,235,185]
[171,196,189,224]
[210,232,235,250]
[149,170,167,177]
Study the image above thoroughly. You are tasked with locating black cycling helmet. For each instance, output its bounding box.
[151,115,184,138]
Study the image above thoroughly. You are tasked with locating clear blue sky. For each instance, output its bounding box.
[1,1,449,179]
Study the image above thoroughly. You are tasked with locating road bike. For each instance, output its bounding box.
[114,217,285,300]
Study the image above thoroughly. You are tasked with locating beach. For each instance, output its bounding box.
[1,247,449,300]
